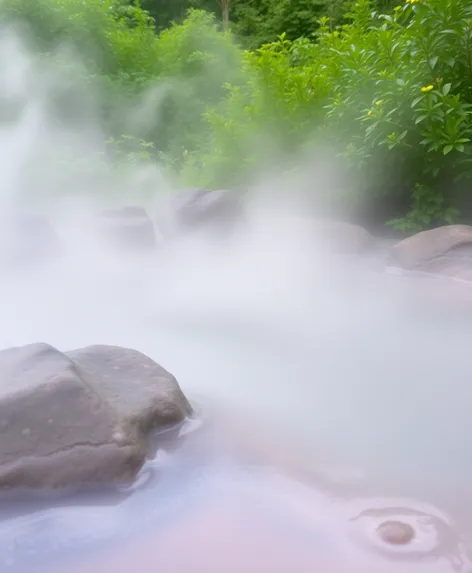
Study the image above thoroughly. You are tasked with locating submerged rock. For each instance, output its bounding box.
[0,343,192,493]
[387,225,472,281]
[155,188,245,240]
[311,219,373,255]
[96,206,156,251]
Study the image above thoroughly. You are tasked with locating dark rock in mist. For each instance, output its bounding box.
[387,224,472,282]
[96,206,157,251]
[0,214,60,266]
[0,343,192,493]
[154,188,245,240]
[311,219,373,255]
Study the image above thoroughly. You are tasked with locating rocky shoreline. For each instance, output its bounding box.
[2,188,472,495]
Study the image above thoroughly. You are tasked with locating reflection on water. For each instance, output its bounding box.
[1,417,471,573]
[1,209,472,572]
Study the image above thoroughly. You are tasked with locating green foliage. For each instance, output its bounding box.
[145,9,245,173]
[194,0,472,229]
[388,184,461,233]
[317,0,472,228]
[106,134,157,165]
[0,1,244,182]
[0,0,158,77]
[231,0,339,47]
[2,0,472,230]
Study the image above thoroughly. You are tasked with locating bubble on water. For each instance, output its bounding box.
[377,520,415,545]
[348,498,459,560]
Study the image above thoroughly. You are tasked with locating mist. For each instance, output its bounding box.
[0,21,472,573]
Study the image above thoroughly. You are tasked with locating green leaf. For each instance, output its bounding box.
[429,56,439,69]
[442,83,452,96]
[443,144,454,155]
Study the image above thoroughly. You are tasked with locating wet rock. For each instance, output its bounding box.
[387,225,472,281]
[0,343,192,493]
[0,214,60,266]
[311,219,373,255]
[155,188,245,240]
[96,206,156,251]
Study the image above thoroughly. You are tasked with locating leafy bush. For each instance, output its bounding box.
[193,0,472,229]
[231,0,340,47]
[148,9,245,172]
[319,0,472,230]
[0,0,158,77]
[0,1,245,185]
[2,0,472,230]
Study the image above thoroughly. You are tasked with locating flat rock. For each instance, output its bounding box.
[96,206,156,251]
[0,343,192,493]
[387,225,472,281]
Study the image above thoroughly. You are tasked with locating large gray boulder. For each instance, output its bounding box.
[0,343,192,493]
[95,206,157,251]
[387,224,472,281]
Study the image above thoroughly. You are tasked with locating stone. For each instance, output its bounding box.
[96,206,156,251]
[0,343,192,493]
[387,225,472,281]
[311,219,373,255]
[155,188,245,239]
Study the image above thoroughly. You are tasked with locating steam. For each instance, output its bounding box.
[0,25,470,522]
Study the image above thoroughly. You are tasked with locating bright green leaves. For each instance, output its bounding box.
[189,0,472,229]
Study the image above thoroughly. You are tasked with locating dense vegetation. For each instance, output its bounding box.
[0,0,471,231]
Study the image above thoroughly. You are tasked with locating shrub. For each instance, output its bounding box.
[0,1,245,185]
[193,0,472,229]
[149,9,245,173]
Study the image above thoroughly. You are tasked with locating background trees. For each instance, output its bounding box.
[0,0,470,231]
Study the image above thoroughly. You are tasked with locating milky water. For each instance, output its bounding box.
[0,21,471,573]
[0,207,471,573]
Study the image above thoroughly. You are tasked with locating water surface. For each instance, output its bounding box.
[1,210,472,572]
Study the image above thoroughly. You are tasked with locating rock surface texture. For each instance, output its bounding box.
[387,224,472,282]
[96,206,157,251]
[0,343,192,493]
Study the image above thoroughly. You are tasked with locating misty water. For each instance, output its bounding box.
[0,24,472,573]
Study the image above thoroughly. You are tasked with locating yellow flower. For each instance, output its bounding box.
[421,84,434,93]
[367,110,373,116]
[375,100,382,105]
